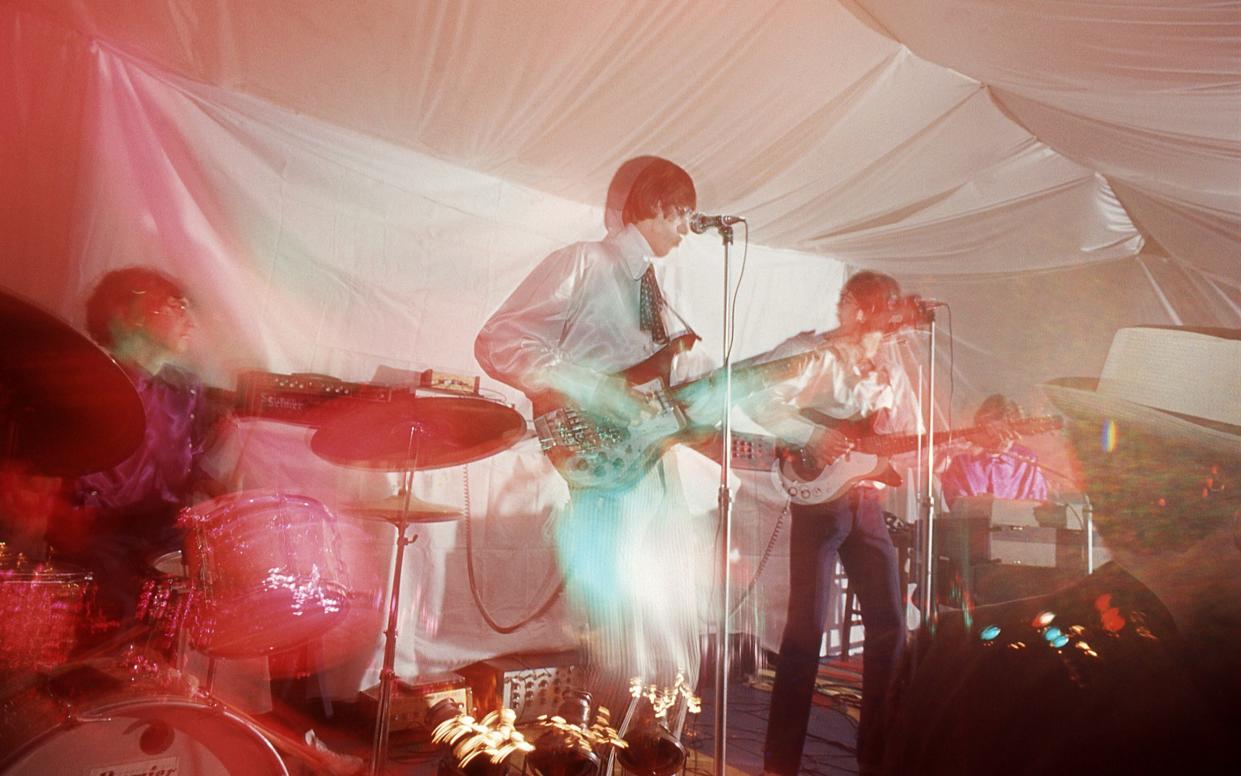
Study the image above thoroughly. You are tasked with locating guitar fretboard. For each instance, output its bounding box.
[854,416,1063,456]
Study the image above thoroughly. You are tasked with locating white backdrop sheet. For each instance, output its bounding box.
[0,16,856,672]
[3,0,1241,681]
[36,31,854,391]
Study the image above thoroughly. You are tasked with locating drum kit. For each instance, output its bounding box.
[0,288,527,774]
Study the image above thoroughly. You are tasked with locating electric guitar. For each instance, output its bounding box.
[775,413,1063,505]
[532,332,855,490]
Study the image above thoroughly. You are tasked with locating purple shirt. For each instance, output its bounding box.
[941,443,1049,509]
[74,364,207,529]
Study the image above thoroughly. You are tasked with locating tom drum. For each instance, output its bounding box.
[179,491,350,658]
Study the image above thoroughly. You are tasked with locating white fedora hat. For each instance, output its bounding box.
[1041,326,1241,456]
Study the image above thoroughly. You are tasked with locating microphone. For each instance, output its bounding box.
[883,295,945,330]
[910,296,947,316]
[688,212,746,234]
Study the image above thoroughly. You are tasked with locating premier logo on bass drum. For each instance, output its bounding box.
[89,756,180,776]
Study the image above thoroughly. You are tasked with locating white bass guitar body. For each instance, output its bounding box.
[775,414,1064,506]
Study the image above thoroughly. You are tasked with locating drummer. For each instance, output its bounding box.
[47,267,222,635]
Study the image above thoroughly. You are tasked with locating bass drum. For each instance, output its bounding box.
[0,691,288,775]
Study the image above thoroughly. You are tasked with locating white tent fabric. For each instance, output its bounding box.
[856,0,1241,278]
[4,0,1233,410]
[5,0,1152,278]
[2,0,1239,684]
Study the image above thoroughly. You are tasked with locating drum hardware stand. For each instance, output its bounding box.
[604,686,642,776]
[184,682,360,775]
[272,641,336,720]
[370,430,423,776]
[307,390,524,775]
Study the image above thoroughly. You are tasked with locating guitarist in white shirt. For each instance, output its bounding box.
[474,157,706,720]
[749,271,920,776]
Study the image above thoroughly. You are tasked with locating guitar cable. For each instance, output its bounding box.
[724,221,751,361]
[461,465,565,634]
[726,492,788,618]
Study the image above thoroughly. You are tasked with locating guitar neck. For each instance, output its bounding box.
[853,416,1063,457]
[670,336,840,405]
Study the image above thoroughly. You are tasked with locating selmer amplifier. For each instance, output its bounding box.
[235,370,394,424]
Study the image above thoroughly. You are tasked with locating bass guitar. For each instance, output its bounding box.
[532,332,855,491]
[776,413,1063,505]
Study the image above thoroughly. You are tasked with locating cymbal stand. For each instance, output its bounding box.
[370,425,423,776]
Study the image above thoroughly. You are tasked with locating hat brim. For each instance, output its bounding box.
[1042,377,1241,456]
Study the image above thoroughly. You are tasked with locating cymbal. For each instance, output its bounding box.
[311,393,527,470]
[0,288,144,476]
[342,492,462,523]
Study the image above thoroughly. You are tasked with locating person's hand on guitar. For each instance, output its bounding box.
[803,425,854,469]
[590,375,650,425]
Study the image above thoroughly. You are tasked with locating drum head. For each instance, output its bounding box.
[1,696,288,775]
[180,491,351,658]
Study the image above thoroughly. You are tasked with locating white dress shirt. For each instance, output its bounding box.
[743,331,918,445]
[474,224,692,405]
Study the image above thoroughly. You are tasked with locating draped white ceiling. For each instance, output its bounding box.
[2,0,1239,412]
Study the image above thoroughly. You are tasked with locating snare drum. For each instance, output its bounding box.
[179,491,350,658]
[0,687,288,775]
[0,564,93,675]
[137,550,195,663]
[149,549,187,578]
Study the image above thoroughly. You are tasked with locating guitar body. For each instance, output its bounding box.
[776,451,893,505]
[532,333,697,491]
[531,318,1065,497]
[774,412,1062,506]
[535,403,684,490]
[774,414,897,505]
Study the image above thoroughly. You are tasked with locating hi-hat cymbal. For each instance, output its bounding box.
[0,288,144,476]
[310,393,527,470]
[342,492,462,523]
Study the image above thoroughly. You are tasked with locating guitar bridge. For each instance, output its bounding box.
[534,407,617,454]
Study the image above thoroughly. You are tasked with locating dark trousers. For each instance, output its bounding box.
[51,508,182,635]
[764,488,905,774]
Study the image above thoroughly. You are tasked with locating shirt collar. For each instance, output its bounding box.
[610,223,654,280]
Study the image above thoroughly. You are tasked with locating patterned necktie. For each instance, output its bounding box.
[639,265,669,345]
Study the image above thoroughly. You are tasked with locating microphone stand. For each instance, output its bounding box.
[1084,494,1095,574]
[710,222,735,776]
[916,313,939,638]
